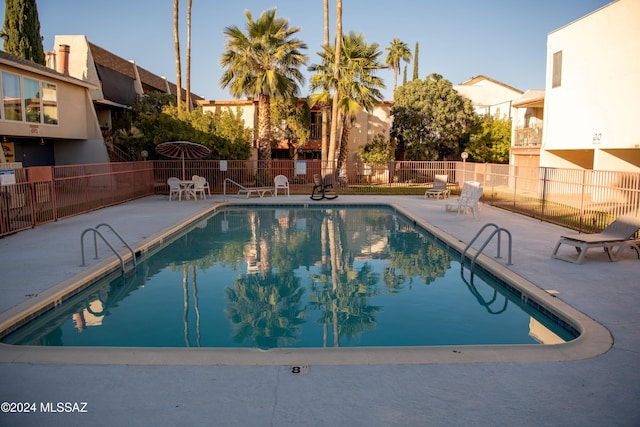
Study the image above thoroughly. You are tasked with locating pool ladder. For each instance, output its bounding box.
[81,223,137,273]
[461,223,512,276]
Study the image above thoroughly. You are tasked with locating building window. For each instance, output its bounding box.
[42,82,58,125]
[24,77,41,123]
[2,72,22,121]
[0,72,58,125]
[552,51,562,88]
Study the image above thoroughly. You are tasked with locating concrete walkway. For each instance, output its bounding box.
[0,195,639,426]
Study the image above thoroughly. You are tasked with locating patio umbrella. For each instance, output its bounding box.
[156,141,211,180]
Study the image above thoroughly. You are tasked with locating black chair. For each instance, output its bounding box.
[310,174,338,200]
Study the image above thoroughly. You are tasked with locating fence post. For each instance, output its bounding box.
[580,169,587,229]
[541,167,548,219]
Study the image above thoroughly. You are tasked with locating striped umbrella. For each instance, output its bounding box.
[156,141,210,180]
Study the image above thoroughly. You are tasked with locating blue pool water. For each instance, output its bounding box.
[2,206,577,349]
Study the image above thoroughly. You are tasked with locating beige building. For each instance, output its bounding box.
[1,50,106,166]
[541,0,640,172]
[199,98,394,163]
[510,89,545,170]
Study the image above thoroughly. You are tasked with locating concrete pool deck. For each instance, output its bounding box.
[0,195,639,426]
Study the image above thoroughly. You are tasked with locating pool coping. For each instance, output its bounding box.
[0,201,613,365]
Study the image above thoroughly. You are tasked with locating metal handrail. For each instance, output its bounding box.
[80,223,136,273]
[461,223,513,275]
[96,223,136,269]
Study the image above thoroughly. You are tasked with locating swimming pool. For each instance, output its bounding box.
[0,202,612,365]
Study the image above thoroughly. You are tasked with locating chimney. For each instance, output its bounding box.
[45,51,56,70]
[57,44,70,75]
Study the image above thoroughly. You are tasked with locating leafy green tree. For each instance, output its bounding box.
[270,97,311,159]
[391,74,476,160]
[126,95,251,160]
[2,0,45,64]
[357,133,396,166]
[309,32,386,178]
[220,8,308,171]
[466,114,512,163]
[385,38,411,92]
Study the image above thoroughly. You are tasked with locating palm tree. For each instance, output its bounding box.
[385,38,411,92]
[220,8,308,173]
[310,32,386,179]
[185,0,192,112]
[173,0,182,111]
[327,0,342,178]
[321,0,330,174]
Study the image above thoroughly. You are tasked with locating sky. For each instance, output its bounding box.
[3,0,613,101]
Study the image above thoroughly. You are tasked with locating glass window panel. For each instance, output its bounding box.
[2,72,22,121]
[42,82,58,125]
[24,77,41,123]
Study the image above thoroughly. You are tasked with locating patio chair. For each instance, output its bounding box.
[310,174,338,200]
[551,215,640,264]
[424,174,450,199]
[274,175,290,196]
[445,183,483,218]
[192,175,211,196]
[192,176,207,200]
[167,177,184,201]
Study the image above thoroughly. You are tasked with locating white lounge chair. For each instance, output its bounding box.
[274,175,290,196]
[445,183,483,218]
[167,177,185,201]
[425,174,450,199]
[551,215,640,264]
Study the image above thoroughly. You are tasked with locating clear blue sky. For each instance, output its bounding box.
[3,0,612,100]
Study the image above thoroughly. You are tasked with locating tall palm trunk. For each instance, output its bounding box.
[327,0,342,179]
[321,0,330,175]
[185,0,192,112]
[257,94,272,174]
[336,115,353,178]
[173,0,182,110]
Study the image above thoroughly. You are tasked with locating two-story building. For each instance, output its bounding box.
[1,50,106,167]
[199,98,394,163]
[541,0,640,173]
[453,74,523,120]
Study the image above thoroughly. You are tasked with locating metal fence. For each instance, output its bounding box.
[2,159,639,237]
[1,162,154,237]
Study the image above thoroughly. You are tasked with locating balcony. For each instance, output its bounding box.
[514,127,542,147]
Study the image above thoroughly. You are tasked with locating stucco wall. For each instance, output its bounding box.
[542,0,640,171]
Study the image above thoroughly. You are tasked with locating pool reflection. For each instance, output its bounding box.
[2,207,575,348]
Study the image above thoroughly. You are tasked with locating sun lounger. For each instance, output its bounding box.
[424,174,450,199]
[237,185,274,198]
[551,215,640,264]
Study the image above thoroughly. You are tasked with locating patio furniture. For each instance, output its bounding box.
[424,174,450,199]
[310,174,338,200]
[193,175,211,197]
[168,177,185,201]
[236,184,274,198]
[192,176,207,200]
[274,175,290,196]
[445,183,483,218]
[551,215,640,264]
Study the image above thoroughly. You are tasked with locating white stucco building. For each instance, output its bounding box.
[541,0,640,172]
[454,75,523,120]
